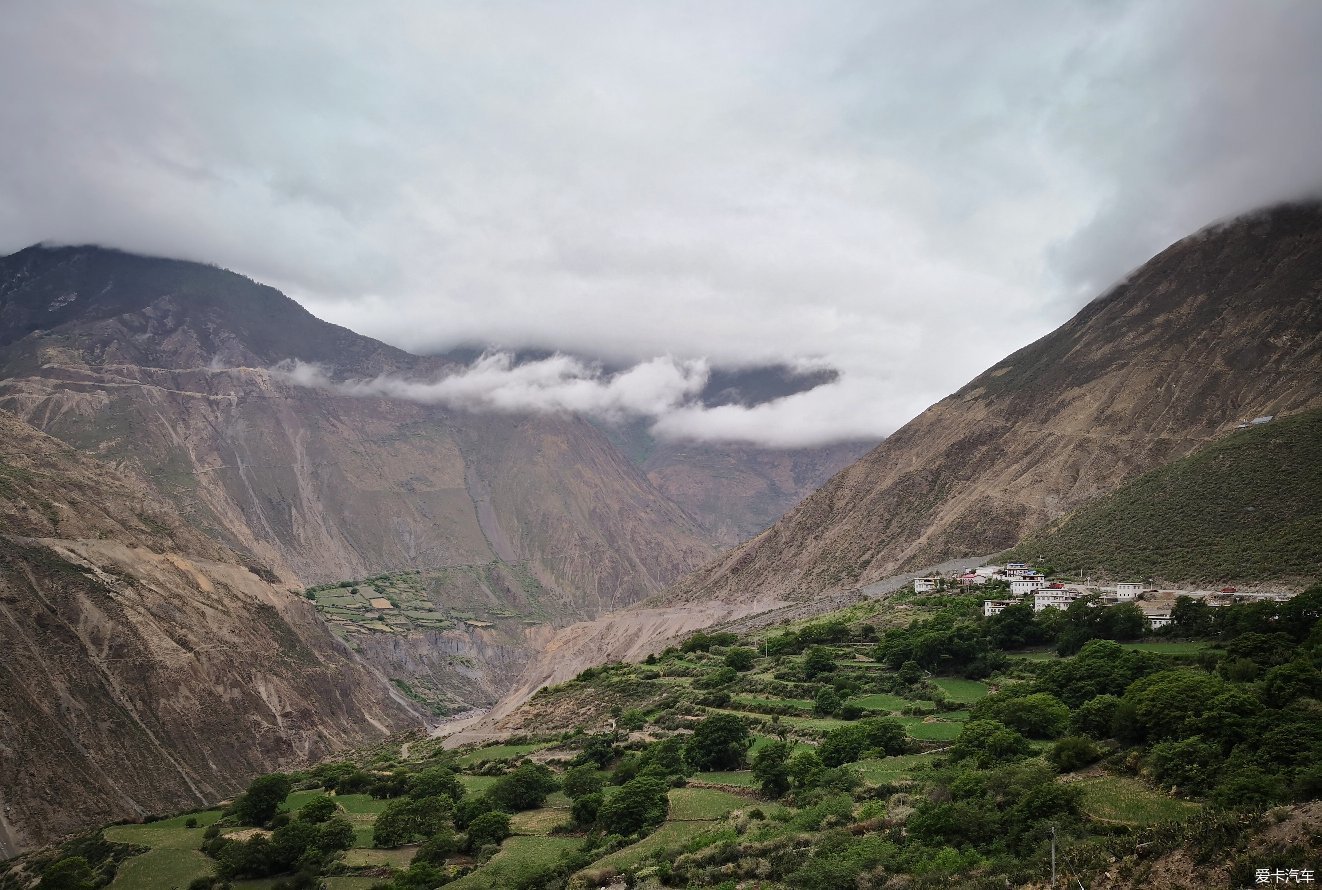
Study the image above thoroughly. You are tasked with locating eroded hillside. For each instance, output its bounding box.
[0,411,421,856]
[670,202,1322,602]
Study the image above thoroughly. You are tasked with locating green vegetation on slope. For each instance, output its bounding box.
[1001,409,1322,583]
[8,578,1320,890]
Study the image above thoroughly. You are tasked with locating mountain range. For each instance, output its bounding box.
[1,201,1320,854]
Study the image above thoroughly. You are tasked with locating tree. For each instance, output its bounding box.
[408,767,465,802]
[617,709,648,731]
[639,735,690,777]
[233,773,293,826]
[561,765,604,800]
[751,740,792,798]
[454,795,495,829]
[487,762,559,812]
[975,692,1070,739]
[818,718,908,767]
[786,748,824,790]
[1070,694,1121,739]
[373,796,452,848]
[596,775,669,835]
[685,714,751,771]
[572,792,603,826]
[38,858,95,890]
[724,647,756,671]
[297,796,338,824]
[412,827,458,866]
[1147,737,1221,795]
[813,686,843,716]
[1171,596,1212,636]
[803,646,838,679]
[951,720,1031,769]
[1122,669,1227,742]
[464,811,511,853]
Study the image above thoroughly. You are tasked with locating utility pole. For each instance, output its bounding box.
[1050,824,1057,888]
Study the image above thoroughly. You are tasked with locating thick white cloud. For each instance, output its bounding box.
[275,353,710,424]
[2,1,1320,445]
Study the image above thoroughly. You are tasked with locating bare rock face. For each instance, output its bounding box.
[0,411,421,856]
[670,202,1322,602]
[0,245,715,602]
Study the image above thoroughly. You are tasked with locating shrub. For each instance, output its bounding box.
[464,811,511,853]
[686,714,751,771]
[1048,736,1102,773]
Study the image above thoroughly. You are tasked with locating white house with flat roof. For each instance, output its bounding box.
[983,599,1018,617]
[1034,587,1084,612]
[1115,583,1143,600]
[913,578,939,593]
[1011,578,1047,596]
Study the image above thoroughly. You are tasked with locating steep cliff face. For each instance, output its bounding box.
[0,411,421,856]
[670,202,1322,601]
[0,246,714,600]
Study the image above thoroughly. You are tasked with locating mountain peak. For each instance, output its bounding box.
[0,244,413,373]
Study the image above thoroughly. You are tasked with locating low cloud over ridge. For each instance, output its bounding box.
[273,352,885,448]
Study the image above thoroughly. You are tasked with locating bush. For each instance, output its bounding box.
[596,776,669,835]
[819,718,908,767]
[1048,736,1102,773]
[562,765,604,800]
[685,714,751,771]
[464,811,511,854]
[487,762,559,812]
[572,792,603,827]
[231,774,293,827]
[724,648,756,671]
[951,720,1032,769]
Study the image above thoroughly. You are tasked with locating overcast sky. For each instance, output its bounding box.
[3,1,1321,446]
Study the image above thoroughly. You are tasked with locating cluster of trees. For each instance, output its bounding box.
[941,585,1322,811]
[199,778,355,884]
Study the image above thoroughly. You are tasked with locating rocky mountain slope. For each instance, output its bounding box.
[0,245,714,607]
[0,410,420,856]
[1001,407,1322,585]
[670,202,1322,602]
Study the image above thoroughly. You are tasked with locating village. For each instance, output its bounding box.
[908,562,1297,631]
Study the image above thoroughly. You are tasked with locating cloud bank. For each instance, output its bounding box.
[4,1,1321,445]
[274,353,896,448]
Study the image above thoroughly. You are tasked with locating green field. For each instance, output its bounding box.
[692,770,760,787]
[509,807,570,835]
[1118,641,1216,655]
[854,753,934,784]
[456,741,553,766]
[458,774,499,795]
[581,820,714,874]
[445,836,581,889]
[1078,776,1202,825]
[850,693,936,712]
[731,694,813,712]
[342,847,416,867]
[104,811,222,890]
[894,715,965,741]
[932,678,989,703]
[667,787,755,820]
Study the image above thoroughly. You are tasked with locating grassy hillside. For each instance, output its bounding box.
[1001,409,1322,584]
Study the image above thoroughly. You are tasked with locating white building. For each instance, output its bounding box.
[1114,583,1143,600]
[1034,587,1084,612]
[974,565,1001,579]
[1011,578,1047,596]
[913,578,939,593]
[983,599,1018,617]
[1143,607,1173,629]
[1005,562,1032,578]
